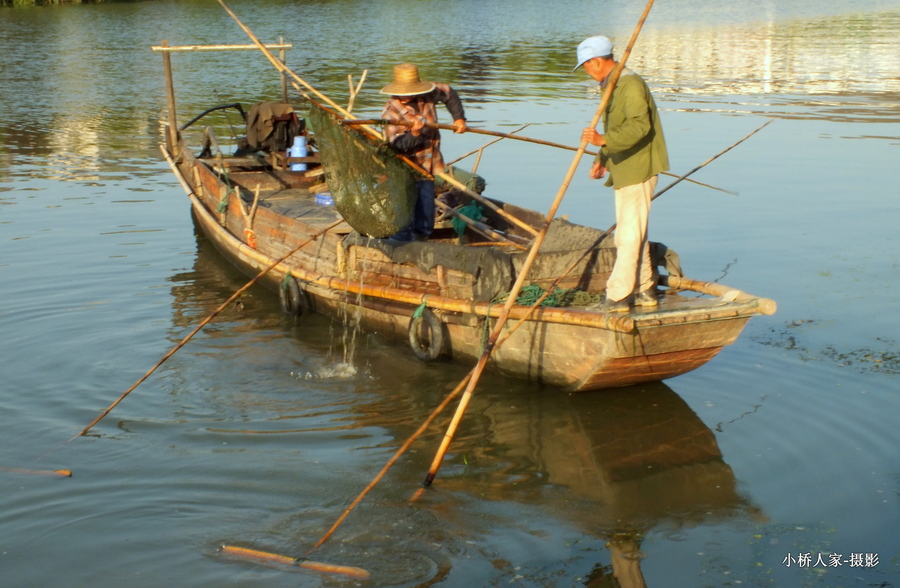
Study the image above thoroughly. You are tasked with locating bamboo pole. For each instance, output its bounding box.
[279,37,288,103]
[0,467,72,477]
[68,148,345,441]
[346,69,368,114]
[221,545,369,579]
[343,118,579,152]
[446,124,531,166]
[150,43,292,53]
[419,0,658,490]
[161,40,178,151]
[653,119,772,200]
[346,119,733,194]
[308,371,473,551]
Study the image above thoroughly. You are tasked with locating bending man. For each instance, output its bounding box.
[381,63,467,242]
[576,35,669,312]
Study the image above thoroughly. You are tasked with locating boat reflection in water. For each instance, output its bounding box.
[447,383,764,587]
[165,231,763,585]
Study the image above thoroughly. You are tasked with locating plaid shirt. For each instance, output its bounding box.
[381,82,465,176]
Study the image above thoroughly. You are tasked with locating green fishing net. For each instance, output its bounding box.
[308,106,417,238]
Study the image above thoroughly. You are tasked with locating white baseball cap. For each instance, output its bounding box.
[573,36,614,71]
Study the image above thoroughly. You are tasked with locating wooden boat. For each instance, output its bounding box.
[156,42,775,393]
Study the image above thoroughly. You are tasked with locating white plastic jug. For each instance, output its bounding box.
[287,136,307,171]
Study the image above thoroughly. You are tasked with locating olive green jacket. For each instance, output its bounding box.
[596,68,669,189]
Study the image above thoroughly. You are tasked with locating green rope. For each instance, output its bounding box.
[450,202,485,238]
[412,296,429,319]
[491,284,601,308]
[216,188,232,214]
[215,152,235,214]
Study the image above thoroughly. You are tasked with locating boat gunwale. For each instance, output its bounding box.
[168,145,774,336]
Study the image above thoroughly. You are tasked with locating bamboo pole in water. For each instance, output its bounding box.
[419,0,659,490]
[0,467,72,477]
[221,545,370,579]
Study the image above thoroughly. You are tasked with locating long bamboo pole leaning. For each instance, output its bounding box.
[446,123,531,166]
[216,0,539,240]
[305,117,774,548]
[419,0,658,489]
[343,119,734,195]
[68,148,345,441]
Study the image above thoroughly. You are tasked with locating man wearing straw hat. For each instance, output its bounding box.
[576,35,669,313]
[381,63,468,242]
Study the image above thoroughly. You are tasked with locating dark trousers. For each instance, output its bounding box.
[391,180,435,242]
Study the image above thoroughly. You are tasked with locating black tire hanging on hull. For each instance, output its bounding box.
[408,308,445,362]
[280,275,307,316]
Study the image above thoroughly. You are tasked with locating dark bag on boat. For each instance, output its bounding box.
[245,101,303,153]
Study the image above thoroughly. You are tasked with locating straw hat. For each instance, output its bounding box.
[380,63,436,96]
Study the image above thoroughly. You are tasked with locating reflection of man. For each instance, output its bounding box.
[575,35,669,313]
[606,534,648,588]
[381,63,467,242]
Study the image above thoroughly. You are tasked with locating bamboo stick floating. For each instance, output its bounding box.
[0,467,72,477]
[221,545,370,579]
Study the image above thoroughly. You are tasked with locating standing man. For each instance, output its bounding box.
[575,35,669,312]
[381,63,467,242]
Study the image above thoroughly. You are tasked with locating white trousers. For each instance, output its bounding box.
[606,175,657,302]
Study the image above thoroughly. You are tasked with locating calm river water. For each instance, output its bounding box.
[1,1,899,586]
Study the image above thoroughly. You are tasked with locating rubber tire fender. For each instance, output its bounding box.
[407,308,445,362]
[280,276,306,316]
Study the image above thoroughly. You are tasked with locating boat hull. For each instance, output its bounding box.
[180,158,762,392]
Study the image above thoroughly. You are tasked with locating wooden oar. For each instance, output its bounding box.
[222,545,370,579]
[68,150,344,441]
[419,0,658,490]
